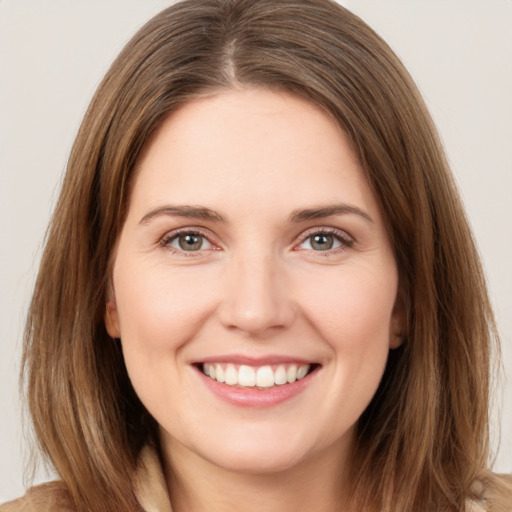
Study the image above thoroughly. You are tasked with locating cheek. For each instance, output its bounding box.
[113,259,219,349]
[260,263,397,445]
[112,260,220,413]
[111,262,222,418]
[300,265,398,421]
[298,262,398,356]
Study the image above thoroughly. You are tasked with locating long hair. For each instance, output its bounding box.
[22,0,510,510]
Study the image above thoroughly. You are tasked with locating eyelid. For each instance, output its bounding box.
[159,226,220,254]
[294,226,355,252]
[158,225,354,256]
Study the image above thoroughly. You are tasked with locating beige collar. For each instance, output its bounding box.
[130,445,487,512]
[133,446,173,512]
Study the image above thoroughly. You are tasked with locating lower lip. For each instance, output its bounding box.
[195,367,317,408]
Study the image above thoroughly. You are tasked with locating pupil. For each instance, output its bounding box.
[312,234,333,250]
[179,234,202,251]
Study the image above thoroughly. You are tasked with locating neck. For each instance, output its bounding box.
[162,437,353,512]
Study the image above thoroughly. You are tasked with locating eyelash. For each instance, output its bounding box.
[295,227,355,255]
[159,227,354,256]
[159,228,215,256]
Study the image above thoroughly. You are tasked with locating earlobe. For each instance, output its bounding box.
[105,297,121,338]
[390,331,405,349]
[390,288,408,349]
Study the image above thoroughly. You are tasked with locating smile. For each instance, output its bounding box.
[195,359,320,407]
[201,363,312,388]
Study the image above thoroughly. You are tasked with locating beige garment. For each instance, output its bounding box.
[133,446,172,512]
[0,446,172,512]
[1,446,488,511]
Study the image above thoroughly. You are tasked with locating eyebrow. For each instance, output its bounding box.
[288,204,374,223]
[139,203,373,225]
[139,205,225,225]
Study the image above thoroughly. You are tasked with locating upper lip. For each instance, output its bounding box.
[193,354,318,366]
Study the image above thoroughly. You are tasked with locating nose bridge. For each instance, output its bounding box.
[219,245,294,335]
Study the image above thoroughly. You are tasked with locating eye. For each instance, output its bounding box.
[162,231,213,253]
[297,229,353,252]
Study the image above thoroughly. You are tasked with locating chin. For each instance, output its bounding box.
[203,443,310,475]
[193,423,339,476]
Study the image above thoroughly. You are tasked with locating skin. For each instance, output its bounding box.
[106,87,404,512]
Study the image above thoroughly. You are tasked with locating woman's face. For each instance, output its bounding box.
[106,88,403,475]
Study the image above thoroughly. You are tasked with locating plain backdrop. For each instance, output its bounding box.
[1,0,511,503]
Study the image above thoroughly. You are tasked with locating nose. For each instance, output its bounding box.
[218,251,296,337]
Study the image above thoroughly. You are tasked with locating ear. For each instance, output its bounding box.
[389,287,407,349]
[105,296,121,338]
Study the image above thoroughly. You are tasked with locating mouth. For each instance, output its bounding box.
[196,362,319,389]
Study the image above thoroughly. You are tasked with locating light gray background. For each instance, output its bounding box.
[1,0,511,503]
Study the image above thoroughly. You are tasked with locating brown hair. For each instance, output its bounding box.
[22,0,511,510]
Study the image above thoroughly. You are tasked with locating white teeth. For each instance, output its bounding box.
[225,364,237,385]
[286,365,297,383]
[296,365,309,380]
[215,364,225,383]
[256,366,274,388]
[238,365,256,386]
[202,363,312,388]
[274,365,287,385]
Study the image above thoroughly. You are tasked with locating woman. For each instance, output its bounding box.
[2,0,511,510]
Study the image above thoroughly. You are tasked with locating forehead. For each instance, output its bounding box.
[128,87,380,223]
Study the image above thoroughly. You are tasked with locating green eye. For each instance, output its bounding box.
[298,230,353,252]
[178,234,204,251]
[309,234,336,251]
[166,232,213,252]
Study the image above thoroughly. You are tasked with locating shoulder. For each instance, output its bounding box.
[1,481,75,512]
[466,500,487,512]
[471,473,512,512]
